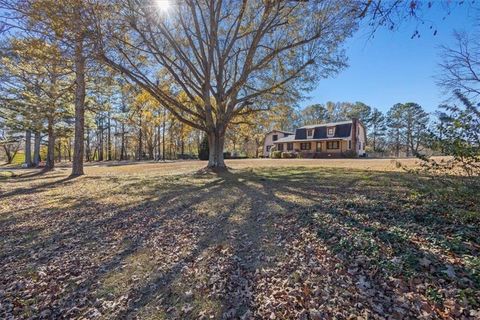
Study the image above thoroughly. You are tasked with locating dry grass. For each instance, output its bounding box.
[0,158,478,319]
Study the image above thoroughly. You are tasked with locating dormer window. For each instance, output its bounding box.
[307,129,314,138]
[327,127,335,137]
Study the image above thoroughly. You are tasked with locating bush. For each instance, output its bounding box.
[198,136,209,160]
[271,151,282,159]
[223,152,231,159]
[281,152,293,158]
[343,150,357,158]
[298,152,314,158]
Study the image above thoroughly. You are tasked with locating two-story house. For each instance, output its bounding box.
[262,130,294,157]
[271,119,366,157]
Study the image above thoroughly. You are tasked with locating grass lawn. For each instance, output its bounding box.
[0,159,479,319]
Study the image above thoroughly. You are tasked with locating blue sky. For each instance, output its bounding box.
[303,3,479,114]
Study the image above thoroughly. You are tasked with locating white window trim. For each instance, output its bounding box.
[307,129,314,139]
[327,127,335,137]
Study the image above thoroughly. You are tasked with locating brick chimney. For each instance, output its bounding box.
[351,118,358,156]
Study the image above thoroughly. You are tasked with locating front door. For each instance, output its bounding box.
[316,142,322,152]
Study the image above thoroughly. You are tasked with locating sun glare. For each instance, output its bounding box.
[155,0,171,12]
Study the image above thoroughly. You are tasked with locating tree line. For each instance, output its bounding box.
[0,0,477,173]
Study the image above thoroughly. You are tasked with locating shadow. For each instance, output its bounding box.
[0,175,79,197]
[0,166,478,319]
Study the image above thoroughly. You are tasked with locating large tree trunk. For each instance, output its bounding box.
[207,129,226,169]
[45,117,55,170]
[71,32,86,176]
[24,130,33,167]
[33,131,41,166]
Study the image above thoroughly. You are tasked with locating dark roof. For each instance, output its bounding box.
[295,123,352,140]
[295,128,306,140]
[268,130,293,135]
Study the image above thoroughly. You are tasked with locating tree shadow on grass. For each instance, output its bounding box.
[1,167,478,319]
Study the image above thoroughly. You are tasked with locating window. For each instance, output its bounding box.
[327,141,339,149]
[272,134,278,141]
[348,140,351,150]
[287,143,293,151]
[316,142,322,152]
[266,145,271,152]
[307,129,314,137]
[327,127,335,137]
[277,143,284,151]
[300,142,311,150]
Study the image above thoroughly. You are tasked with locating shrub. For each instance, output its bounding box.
[271,151,282,159]
[281,152,293,158]
[298,152,315,158]
[223,152,231,159]
[343,150,357,158]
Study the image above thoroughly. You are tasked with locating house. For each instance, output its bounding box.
[271,119,366,157]
[262,130,294,157]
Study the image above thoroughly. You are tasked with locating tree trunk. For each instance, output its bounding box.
[98,122,104,161]
[120,122,126,160]
[4,145,13,164]
[24,130,33,167]
[57,140,62,162]
[4,144,19,164]
[137,125,142,161]
[157,124,161,160]
[162,108,166,161]
[71,32,86,176]
[68,137,72,161]
[207,129,226,169]
[33,131,41,166]
[45,117,55,170]
[86,127,91,162]
[107,114,112,161]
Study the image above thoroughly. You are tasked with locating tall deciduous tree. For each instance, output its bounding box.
[96,0,358,170]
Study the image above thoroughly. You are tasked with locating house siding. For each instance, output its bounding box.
[292,140,348,154]
[266,120,367,158]
[263,131,292,157]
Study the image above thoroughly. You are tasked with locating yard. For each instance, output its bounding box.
[1,159,479,319]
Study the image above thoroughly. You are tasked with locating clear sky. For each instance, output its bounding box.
[303,3,479,114]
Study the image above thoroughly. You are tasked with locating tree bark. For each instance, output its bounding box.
[207,128,226,169]
[162,108,166,161]
[107,113,112,161]
[57,140,62,162]
[98,121,104,161]
[120,122,126,160]
[24,130,33,167]
[45,117,55,170]
[137,116,142,161]
[86,127,91,162]
[33,131,41,166]
[71,32,86,176]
